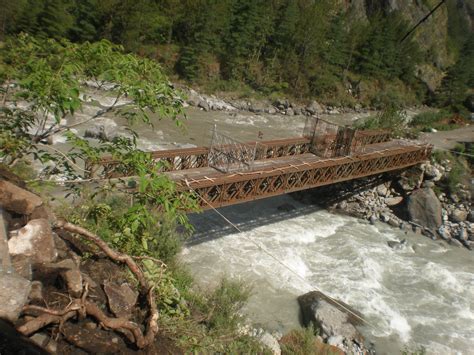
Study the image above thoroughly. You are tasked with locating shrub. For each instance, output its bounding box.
[280,327,322,355]
[355,103,406,135]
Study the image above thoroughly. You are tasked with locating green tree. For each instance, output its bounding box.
[69,0,100,42]
[355,12,422,82]
[37,0,74,39]
[222,0,275,81]
[435,33,474,112]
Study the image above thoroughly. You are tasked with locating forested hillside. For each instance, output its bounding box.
[1,0,473,109]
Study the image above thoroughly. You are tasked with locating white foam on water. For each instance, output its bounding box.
[422,262,464,293]
[182,200,474,354]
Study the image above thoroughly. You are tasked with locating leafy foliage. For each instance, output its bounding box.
[0,34,183,166]
[435,33,474,113]
[355,103,406,136]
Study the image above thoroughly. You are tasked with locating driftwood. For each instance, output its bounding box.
[17,220,161,349]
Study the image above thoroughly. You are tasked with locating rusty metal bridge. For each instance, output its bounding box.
[88,117,432,209]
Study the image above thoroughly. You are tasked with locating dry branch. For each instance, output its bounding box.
[17,219,162,349]
[54,220,148,290]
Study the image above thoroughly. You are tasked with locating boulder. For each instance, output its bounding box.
[186,90,201,106]
[285,108,295,116]
[83,118,117,141]
[450,209,468,223]
[0,273,31,322]
[437,226,451,241]
[265,107,277,115]
[458,227,467,241]
[297,291,363,343]
[387,218,400,228]
[249,102,266,114]
[8,219,57,264]
[306,100,323,115]
[369,215,377,225]
[197,100,210,112]
[385,196,403,206]
[423,164,442,181]
[104,281,138,319]
[0,181,43,215]
[407,188,442,230]
[53,259,83,298]
[376,184,389,197]
[274,99,289,110]
[10,254,32,280]
[258,332,281,355]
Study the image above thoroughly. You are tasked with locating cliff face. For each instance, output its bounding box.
[339,0,473,90]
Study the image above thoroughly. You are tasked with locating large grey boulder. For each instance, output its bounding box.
[297,291,363,343]
[407,188,442,230]
[8,219,57,264]
[197,100,210,112]
[306,100,323,115]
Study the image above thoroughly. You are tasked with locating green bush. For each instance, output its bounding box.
[355,103,406,135]
[431,149,470,194]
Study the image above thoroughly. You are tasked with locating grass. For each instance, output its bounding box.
[431,148,471,194]
[409,110,466,133]
[280,327,344,355]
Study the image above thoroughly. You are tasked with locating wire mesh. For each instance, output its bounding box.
[208,125,257,172]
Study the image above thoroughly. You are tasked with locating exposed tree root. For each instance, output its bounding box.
[17,220,162,349]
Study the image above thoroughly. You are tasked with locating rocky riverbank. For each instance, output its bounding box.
[296,159,473,251]
[181,87,368,117]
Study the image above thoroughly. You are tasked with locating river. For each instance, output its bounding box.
[181,194,474,354]
[61,100,474,354]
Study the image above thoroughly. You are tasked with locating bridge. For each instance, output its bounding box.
[88,117,432,209]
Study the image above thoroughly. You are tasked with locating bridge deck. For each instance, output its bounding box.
[167,139,417,182]
[168,139,431,209]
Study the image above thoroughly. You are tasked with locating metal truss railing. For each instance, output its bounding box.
[88,129,392,178]
[181,143,432,209]
[208,126,257,173]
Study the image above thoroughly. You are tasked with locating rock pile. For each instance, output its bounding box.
[331,161,473,250]
[0,174,144,352]
[182,88,366,117]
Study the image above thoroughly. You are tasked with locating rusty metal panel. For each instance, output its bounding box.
[180,143,432,209]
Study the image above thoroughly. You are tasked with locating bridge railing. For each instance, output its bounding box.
[208,126,257,173]
[87,128,392,178]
